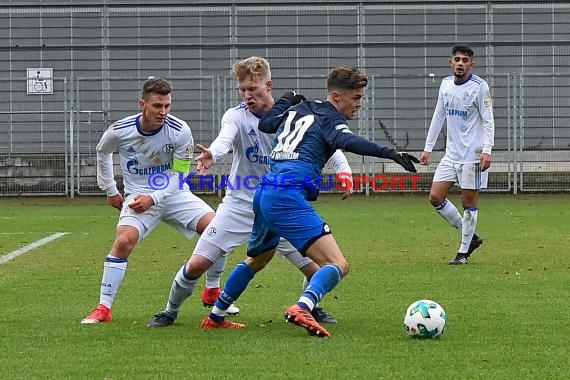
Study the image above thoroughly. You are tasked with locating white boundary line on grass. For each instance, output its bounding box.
[0,232,68,264]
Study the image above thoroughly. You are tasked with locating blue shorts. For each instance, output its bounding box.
[247,185,331,257]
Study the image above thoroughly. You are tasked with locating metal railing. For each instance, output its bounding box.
[0,73,569,196]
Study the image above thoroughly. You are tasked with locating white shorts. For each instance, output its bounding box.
[117,191,214,242]
[197,199,313,268]
[198,201,254,253]
[433,158,488,190]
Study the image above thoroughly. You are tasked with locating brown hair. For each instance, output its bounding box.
[327,67,368,92]
[141,77,173,100]
[232,56,271,82]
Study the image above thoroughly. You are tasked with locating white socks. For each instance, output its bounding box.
[459,208,478,253]
[435,199,478,254]
[435,198,463,230]
[205,253,228,289]
[165,265,199,314]
[99,254,128,308]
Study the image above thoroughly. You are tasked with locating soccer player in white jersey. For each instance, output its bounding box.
[147,57,352,328]
[81,78,219,324]
[419,45,495,265]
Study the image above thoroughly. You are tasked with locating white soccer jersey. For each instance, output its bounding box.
[96,113,193,204]
[209,102,276,208]
[424,74,495,163]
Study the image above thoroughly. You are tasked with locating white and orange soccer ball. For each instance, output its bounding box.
[403,299,447,338]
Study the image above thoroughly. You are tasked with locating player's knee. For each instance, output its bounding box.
[428,193,444,207]
[246,254,272,273]
[184,263,206,280]
[112,235,136,256]
[186,254,215,278]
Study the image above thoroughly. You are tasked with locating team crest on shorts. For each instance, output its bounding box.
[323,224,331,233]
[206,227,217,236]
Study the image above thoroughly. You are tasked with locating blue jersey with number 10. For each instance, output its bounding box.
[258,97,395,200]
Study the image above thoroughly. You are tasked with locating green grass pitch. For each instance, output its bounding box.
[1,193,569,379]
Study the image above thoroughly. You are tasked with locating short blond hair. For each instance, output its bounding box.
[232,56,271,82]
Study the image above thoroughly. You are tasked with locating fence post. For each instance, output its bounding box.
[69,78,75,198]
[518,73,524,192]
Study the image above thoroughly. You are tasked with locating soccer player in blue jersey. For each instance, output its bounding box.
[419,45,495,265]
[201,66,419,337]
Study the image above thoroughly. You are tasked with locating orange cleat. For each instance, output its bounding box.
[201,316,246,330]
[285,304,331,338]
[81,304,112,324]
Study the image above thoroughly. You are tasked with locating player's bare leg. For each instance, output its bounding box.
[285,235,348,337]
[81,226,138,324]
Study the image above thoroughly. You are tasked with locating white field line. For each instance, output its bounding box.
[0,232,68,264]
[0,232,65,235]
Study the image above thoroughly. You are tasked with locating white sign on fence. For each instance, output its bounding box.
[27,68,53,94]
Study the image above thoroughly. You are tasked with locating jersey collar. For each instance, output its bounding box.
[136,114,164,136]
[454,73,472,86]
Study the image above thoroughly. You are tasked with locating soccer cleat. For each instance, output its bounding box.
[467,234,483,256]
[201,287,221,306]
[81,304,112,324]
[284,304,331,338]
[200,316,246,330]
[201,287,240,315]
[147,311,177,328]
[312,307,337,324]
[448,253,469,265]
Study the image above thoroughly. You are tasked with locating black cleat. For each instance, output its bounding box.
[449,252,469,265]
[449,234,484,264]
[311,307,337,324]
[147,311,177,328]
[467,234,483,256]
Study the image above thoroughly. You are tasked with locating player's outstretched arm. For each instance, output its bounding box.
[333,130,419,173]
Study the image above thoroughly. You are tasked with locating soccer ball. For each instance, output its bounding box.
[403,299,447,338]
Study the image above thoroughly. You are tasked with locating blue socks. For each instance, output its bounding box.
[209,261,254,322]
[298,264,342,310]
